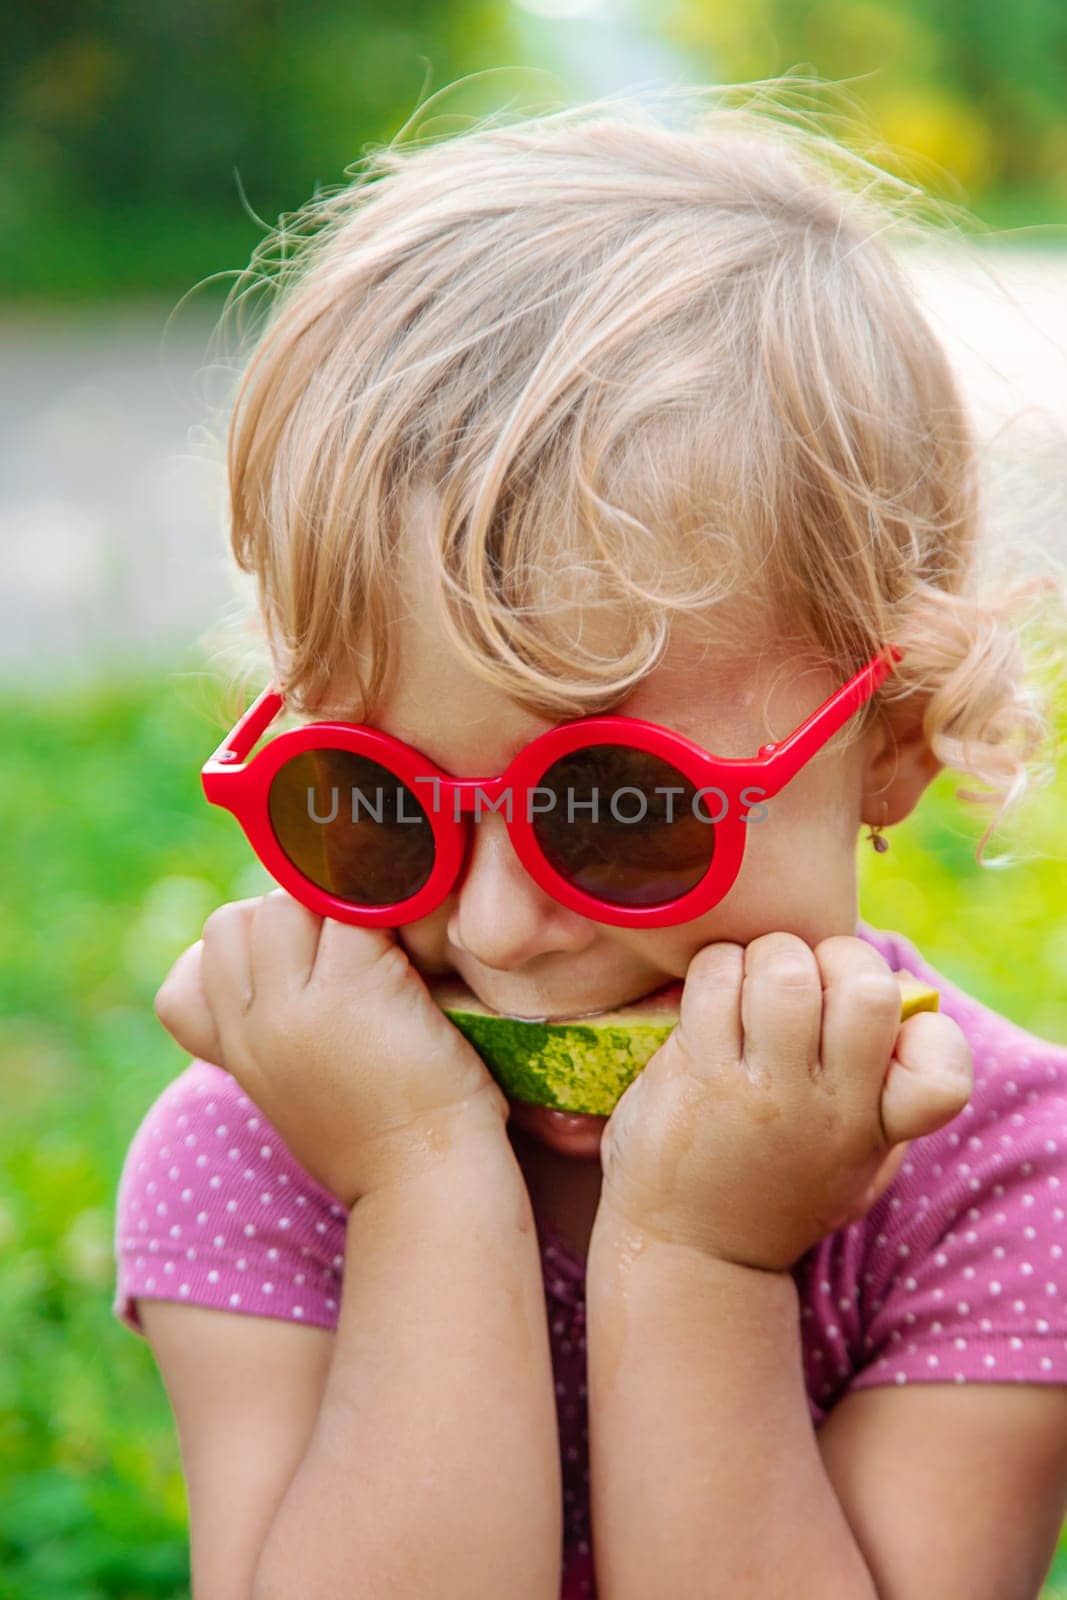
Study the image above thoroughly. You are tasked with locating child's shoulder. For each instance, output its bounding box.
[111,1059,348,1338]
[799,923,1067,1419]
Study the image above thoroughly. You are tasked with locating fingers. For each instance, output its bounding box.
[199,899,258,1064]
[880,1011,973,1145]
[740,932,822,1083]
[310,916,409,998]
[249,889,323,992]
[676,942,743,1072]
[155,940,225,1066]
[814,935,902,1117]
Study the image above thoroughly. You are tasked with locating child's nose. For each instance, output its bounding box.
[445,811,595,969]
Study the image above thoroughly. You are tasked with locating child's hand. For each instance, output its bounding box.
[597,932,974,1273]
[153,890,509,1206]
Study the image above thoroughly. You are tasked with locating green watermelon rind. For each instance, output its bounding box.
[438,1008,676,1116]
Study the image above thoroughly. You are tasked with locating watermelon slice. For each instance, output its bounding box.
[430,970,939,1116]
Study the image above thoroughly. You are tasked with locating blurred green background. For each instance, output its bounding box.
[2,2,1066,1595]
[5,0,1067,304]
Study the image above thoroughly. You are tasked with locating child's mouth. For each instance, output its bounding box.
[471,974,679,1025]
[504,1097,609,1158]
[453,974,678,1156]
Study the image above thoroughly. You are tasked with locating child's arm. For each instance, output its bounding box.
[251,1120,561,1599]
[140,1117,561,1600]
[582,933,972,1596]
[584,1179,1067,1600]
[584,1211,879,1599]
[143,893,563,1598]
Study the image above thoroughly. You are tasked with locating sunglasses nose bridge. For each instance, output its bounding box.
[442,775,512,815]
[434,775,535,911]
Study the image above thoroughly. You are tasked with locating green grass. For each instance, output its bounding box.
[1,658,1064,1595]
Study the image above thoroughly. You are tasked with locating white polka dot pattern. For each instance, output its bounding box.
[112,1060,347,1335]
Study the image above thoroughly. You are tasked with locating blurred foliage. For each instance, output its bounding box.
[0,0,521,303]
[0,660,1065,1591]
[3,0,1067,304]
[659,0,1067,216]
[858,729,1067,1053]
[0,665,260,1597]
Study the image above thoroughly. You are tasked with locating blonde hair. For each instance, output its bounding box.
[215,79,1064,863]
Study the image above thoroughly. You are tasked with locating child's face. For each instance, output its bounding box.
[336,575,933,1005]
[329,564,936,1156]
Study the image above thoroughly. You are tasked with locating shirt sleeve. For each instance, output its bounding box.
[112,1058,349,1339]
[846,1016,1067,1395]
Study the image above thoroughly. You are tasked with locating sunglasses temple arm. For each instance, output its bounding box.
[204,685,286,769]
[757,646,903,797]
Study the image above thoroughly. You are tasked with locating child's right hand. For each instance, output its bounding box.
[153,890,509,1206]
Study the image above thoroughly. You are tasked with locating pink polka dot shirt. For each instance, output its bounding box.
[113,922,1067,1599]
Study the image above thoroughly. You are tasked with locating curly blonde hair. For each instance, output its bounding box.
[213,79,1064,864]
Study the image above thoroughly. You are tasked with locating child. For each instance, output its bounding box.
[113,87,1067,1598]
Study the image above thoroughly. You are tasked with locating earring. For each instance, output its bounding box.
[866,800,890,854]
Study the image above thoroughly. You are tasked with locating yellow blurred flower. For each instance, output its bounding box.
[874,87,996,194]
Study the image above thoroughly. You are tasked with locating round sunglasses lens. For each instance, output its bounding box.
[268,749,434,906]
[531,745,716,908]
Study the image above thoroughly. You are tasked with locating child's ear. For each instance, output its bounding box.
[860,701,943,829]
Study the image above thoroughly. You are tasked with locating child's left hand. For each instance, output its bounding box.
[598,932,974,1273]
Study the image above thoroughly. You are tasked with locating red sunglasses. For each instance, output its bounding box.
[202,645,903,930]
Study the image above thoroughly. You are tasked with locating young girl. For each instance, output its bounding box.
[113,88,1067,1598]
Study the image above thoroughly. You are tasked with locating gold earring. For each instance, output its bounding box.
[866,800,890,854]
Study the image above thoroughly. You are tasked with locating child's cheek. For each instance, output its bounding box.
[666,795,862,959]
